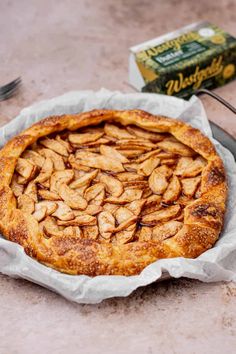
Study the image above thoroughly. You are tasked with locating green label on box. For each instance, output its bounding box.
[153,41,208,67]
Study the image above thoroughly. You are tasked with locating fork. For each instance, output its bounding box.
[0,77,21,101]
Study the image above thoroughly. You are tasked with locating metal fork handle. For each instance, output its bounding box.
[195,88,236,115]
[0,77,21,95]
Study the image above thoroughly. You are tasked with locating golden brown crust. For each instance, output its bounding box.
[0,109,227,275]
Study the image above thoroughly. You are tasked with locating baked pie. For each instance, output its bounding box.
[0,109,227,275]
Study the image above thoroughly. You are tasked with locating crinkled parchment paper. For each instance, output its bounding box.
[0,89,236,304]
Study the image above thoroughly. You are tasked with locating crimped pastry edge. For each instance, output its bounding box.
[0,109,227,275]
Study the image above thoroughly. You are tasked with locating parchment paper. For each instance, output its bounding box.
[0,89,235,304]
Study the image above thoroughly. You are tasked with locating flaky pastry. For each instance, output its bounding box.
[0,109,227,275]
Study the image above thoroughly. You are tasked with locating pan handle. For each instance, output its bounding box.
[195,88,236,115]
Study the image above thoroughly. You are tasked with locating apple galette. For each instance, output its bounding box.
[0,110,227,275]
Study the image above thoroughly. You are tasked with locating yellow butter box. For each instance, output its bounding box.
[129,22,236,98]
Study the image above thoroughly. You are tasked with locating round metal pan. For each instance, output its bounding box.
[210,121,236,159]
[196,89,236,159]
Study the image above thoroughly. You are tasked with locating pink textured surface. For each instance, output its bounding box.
[0,1,236,353]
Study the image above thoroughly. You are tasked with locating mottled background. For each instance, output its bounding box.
[0,0,236,353]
